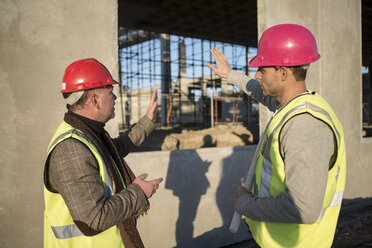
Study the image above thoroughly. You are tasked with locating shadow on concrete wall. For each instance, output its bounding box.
[165,146,211,247]
[165,139,251,248]
[192,146,251,248]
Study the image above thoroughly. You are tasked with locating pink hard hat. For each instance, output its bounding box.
[249,24,320,68]
[61,58,118,93]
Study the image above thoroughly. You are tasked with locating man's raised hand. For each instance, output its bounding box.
[146,91,158,122]
[206,48,232,79]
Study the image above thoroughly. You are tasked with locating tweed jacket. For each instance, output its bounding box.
[48,114,155,232]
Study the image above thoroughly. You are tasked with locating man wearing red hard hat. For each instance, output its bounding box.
[44,58,163,248]
[208,24,346,247]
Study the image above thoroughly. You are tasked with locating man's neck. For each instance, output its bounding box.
[277,81,306,107]
[69,111,105,134]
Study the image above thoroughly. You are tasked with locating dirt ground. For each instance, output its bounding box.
[332,199,372,247]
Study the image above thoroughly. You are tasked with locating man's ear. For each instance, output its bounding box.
[280,67,288,81]
[90,92,100,109]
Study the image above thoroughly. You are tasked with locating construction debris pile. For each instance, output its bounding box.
[132,123,258,152]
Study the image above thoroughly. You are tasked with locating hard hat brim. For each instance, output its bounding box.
[60,80,119,93]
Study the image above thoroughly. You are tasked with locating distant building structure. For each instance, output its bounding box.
[119,30,258,128]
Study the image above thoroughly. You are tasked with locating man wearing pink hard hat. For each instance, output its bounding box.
[208,24,346,247]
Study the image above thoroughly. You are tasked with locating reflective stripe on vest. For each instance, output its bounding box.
[51,224,84,239]
[316,190,343,222]
[257,102,344,220]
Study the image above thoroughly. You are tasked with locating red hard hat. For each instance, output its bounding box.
[249,24,320,68]
[61,58,118,93]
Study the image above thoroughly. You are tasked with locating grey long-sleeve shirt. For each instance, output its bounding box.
[48,115,155,231]
[228,70,334,224]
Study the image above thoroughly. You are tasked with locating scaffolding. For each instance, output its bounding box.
[118,29,259,129]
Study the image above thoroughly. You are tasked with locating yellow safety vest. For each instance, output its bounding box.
[246,92,346,248]
[44,121,125,248]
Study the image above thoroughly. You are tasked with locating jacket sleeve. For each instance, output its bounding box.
[49,138,149,233]
[112,115,155,157]
[227,70,279,112]
[234,114,334,224]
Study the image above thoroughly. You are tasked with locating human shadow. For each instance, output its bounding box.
[165,148,211,248]
[202,135,217,148]
[232,131,252,145]
[191,146,252,247]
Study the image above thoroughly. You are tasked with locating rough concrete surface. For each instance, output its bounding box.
[0,1,118,247]
[1,1,372,248]
[126,145,256,248]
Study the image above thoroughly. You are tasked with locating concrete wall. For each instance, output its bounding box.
[0,0,370,248]
[257,0,371,198]
[0,1,118,247]
[126,146,255,248]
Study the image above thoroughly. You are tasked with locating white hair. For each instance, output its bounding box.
[64,91,84,105]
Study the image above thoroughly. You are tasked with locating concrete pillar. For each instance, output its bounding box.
[221,79,228,122]
[179,40,186,78]
[246,46,252,125]
[179,40,186,123]
[369,63,372,125]
[0,1,118,247]
[160,34,171,125]
[257,0,372,198]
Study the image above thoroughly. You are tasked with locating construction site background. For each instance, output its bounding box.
[1,1,372,248]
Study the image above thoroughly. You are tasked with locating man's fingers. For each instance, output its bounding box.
[146,91,159,122]
[148,91,158,108]
[208,47,229,68]
[151,91,158,102]
[210,47,222,59]
[151,178,163,189]
[137,173,148,180]
[210,47,228,63]
[153,177,163,185]
[148,178,163,197]
[206,64,217,73]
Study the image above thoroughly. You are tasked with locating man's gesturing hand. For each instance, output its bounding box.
[133,173,163,199]
[146,91,158,122]
[232,186,250,207]
[206,48,232,79]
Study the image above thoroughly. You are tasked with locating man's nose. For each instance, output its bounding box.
[254,71,261,80]
[113,93,117,100]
